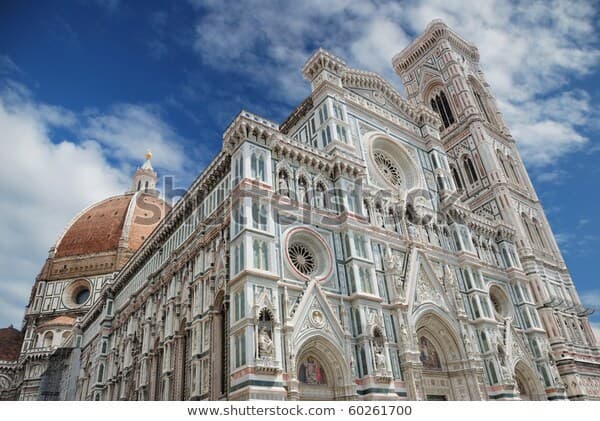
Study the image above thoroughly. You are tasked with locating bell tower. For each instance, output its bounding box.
[393,19,598,399]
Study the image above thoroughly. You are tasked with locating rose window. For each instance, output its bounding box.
[288,242,317,276]
[373,150,402,187]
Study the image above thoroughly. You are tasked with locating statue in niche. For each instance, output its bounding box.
[278,170,289,196]
[297,177,307,204]
[400,323,409,346]
[430,226,440,246]
[258,326,273,358]
[444,264,463,310]
[374,344,386,370]
[350,352,357,376]
[462,330,472,353]
[497,343,506,366]
[384,249,405,295]
[315,183,326,208]
[257,308,274,358]
[375,204,384,227]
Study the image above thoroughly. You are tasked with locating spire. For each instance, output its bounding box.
[129,149,158,195]
[141,149,153,170]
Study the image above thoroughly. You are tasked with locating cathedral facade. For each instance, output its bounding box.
[2,20,600,401]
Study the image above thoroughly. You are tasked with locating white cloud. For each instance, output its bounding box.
[580,290,600,309]
[0,55,21,75]
[535,169,567,184]
[511,120,587,166]
[191,0,600,167]
[82,103,187,170]
[350,17,411,76]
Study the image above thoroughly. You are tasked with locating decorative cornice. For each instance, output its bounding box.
[445,201,515,240]
[301,48,347,81]
[224,110,365,178]
[280,95,313,135]
[392,19,480,73]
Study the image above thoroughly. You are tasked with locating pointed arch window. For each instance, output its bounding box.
[259,205,267,231]
[252,203,260,230]
[487,360,498,384]
[261,242,268,270]
[363,200,371,223]
[97,363,105,384]
[253,240,260,269]
[509,160,521,184]
[474,90,492,122]
[463,156,478,184]
[451,165,463,190]
[480,331,490,352]
[250,153,259,180]
[497,150,510,180]
[522,216,536,246]
[533,221,547,250]
[430,91,455,129]
[253,240,269,271]
[258,155,265,181]
[471,296,481,319]
[238,156,244,179]
[251,152,266,181]
[42,331,54,348]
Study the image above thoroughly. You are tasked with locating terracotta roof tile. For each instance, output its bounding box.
[0,326,23,361]
[39,316,76,327]
[54,193,169,258]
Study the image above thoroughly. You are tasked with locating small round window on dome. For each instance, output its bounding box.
[75,288,90,305]
[62,279,92,309]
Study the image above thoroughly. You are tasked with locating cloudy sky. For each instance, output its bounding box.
[0,0,599,336]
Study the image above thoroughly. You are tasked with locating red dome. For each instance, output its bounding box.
[0,326,23,361]
[54,192,170,258]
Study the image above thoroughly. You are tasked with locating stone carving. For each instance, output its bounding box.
[400,323,409,347]
[384,248,405,296]
[374,345,386,370]
[416,265,445,308]
[309,309,325,329]
[258,326,274,358]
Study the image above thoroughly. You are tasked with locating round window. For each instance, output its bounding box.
[75,288,90,305]
[62,279,92,309]
[373,150,402,187]
[488,286,511,318]
[284,228,333,281]
[288,242,317,276]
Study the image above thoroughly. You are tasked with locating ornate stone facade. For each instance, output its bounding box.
[2,20,599,401]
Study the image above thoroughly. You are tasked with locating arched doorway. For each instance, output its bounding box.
[514,361,546,401]
[295,335,352,401]
[415,312,479,401]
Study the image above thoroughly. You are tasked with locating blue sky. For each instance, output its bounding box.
[0,0,599,336]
